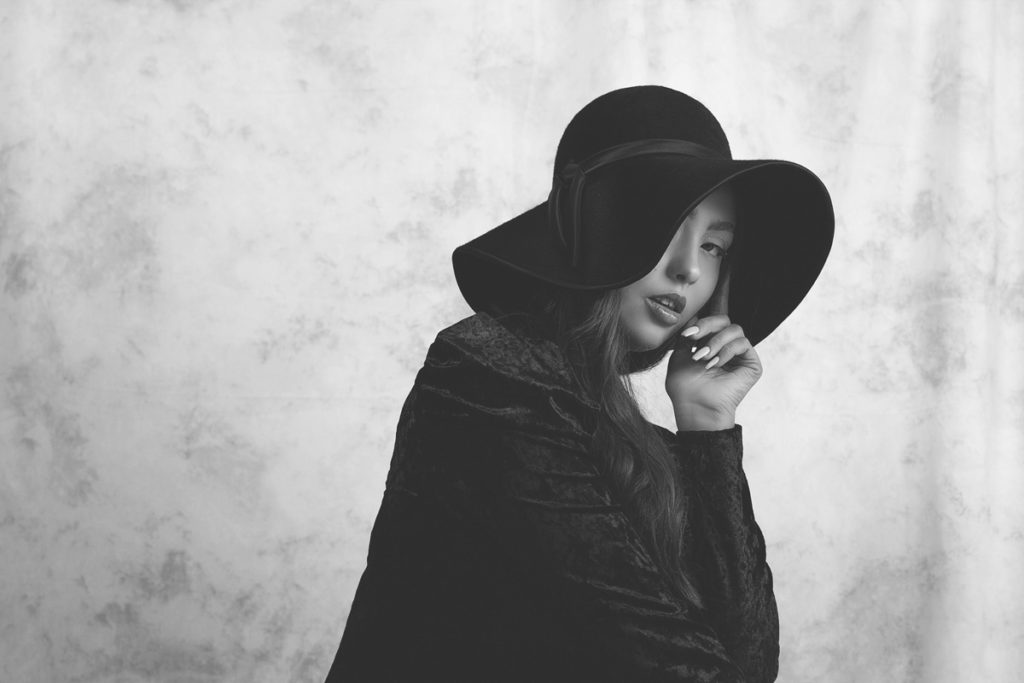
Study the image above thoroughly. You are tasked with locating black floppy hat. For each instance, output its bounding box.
[452,85,835,347]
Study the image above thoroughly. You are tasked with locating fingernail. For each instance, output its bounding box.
[705,356,719,369]
[681,326,699,338]
[692,346,710,361]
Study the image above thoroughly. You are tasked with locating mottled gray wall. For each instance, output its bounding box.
[2,1,1023,681]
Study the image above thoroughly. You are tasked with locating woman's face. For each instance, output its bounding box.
[617,183,737,351]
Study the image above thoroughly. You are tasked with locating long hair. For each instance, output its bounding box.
[501,279,706,609]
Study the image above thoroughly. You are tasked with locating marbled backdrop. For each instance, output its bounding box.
[1,1,1022,681]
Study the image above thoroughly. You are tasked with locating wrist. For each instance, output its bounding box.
[673,405,736,431]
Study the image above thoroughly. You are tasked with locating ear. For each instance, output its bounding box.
[701,256,732,317]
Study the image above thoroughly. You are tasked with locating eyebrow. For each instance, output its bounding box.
[706,220,735,234]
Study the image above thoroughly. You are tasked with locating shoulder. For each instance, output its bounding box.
[432,313,571,381]
[413,312,598,436]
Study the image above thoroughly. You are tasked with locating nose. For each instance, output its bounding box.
[669,246,701,285]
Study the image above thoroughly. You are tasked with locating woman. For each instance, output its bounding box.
[326,86,835,682]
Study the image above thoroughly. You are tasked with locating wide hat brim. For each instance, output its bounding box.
[452,155,835,347]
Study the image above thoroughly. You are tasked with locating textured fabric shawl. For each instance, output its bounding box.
[325,312,778,682]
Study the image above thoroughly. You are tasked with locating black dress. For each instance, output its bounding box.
[325,311,779,682]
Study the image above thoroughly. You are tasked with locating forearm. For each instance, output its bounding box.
[674,404,736,432]
[676,426,779,682]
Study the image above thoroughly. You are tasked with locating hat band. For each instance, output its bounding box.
[547,138,727,268]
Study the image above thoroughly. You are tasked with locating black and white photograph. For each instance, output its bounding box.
[2,1,1022,681]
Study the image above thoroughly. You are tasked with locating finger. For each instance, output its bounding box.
[704,256,732,317]
[679,314,732,344]
[704,335,751,369]
[690,323,745,363]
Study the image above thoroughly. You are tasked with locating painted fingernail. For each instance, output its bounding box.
[681,326,699,337]
[705,356,720,369]
[692,346,710,361]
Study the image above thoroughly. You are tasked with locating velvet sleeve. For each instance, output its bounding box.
[396,333,751,682]
[654,424,780,683]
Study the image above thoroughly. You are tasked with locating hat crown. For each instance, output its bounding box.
[553,86,733,181]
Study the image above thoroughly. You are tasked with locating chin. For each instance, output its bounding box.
[629,325,674,352]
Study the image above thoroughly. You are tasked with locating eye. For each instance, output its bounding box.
[702,242,729,258]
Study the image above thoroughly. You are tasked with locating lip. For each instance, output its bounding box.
[646,295,686,326]
[651,292,685,313]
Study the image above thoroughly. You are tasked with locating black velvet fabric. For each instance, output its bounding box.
[325,312,778,682]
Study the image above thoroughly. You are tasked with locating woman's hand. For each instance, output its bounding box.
[665,313,763,431]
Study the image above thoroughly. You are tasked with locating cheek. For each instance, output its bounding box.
[619,297,638,328]
[620,288,644,313]
[619,294,646,330]
[694,278,719,313]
